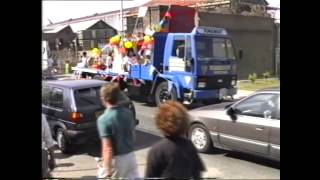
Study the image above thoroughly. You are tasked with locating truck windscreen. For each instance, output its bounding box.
[195,36,236,60]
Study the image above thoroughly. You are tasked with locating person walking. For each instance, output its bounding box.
[42,114,57,178]
[145,101,206,179]
[97,83,139,179]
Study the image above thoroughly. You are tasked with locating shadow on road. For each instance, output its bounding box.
[54,130,162,158]
[56,163,74,168]
[79,176,97,179]
[224,151,280,169]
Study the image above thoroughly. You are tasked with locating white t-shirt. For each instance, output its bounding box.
[42,114,56,150]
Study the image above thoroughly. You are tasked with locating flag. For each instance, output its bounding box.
[138,7,148,17]
[159,6,172,32]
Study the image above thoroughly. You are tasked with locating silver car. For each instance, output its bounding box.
[188,88,280,161]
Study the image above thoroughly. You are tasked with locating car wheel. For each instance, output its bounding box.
[155,81,178,106]
[189,124,213,153]
[56,128,72,154]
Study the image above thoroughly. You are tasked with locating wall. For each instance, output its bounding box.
[197,11,275,79]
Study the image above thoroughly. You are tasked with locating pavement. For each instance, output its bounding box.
[52,129,279,179]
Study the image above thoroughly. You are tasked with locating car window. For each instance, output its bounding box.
[275,96,280,120]
[234,93,279,119]
[50,88,63,109]
[42,86,51,106]
[74,87,101,108]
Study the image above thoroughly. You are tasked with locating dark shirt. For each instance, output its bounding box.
[145,136,206,179]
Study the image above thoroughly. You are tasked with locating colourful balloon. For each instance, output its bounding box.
[124,41,133,49]
[91,48,101,57]
[110,35,121,45]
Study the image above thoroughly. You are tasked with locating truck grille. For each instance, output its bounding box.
[197,75,233,90]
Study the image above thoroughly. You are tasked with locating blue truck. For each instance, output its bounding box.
[72,26,238,106]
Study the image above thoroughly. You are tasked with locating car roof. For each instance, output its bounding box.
[256,87,280,93]
[43,79,107,89]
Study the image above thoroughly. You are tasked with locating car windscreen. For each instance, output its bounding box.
[74,87,102,108]
[74,86,130,108]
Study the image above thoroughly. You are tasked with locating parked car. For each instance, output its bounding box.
[42,79,138,153]
[188,88,280,161]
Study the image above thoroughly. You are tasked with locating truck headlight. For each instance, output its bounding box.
[231,80,236,86]
[198,82,206,88]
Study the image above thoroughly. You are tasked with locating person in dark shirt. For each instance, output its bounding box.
[145,101,206,179]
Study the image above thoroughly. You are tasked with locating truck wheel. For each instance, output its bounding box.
[155,81,177,106]
[56,128,72,154]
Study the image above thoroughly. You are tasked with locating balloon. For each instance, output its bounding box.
[124,41,133,49]
[147,44,152,49]
[120,47,127,54]
[132,41,137,49]
[91,48,101,57]
[144,35,151,43]
[109,35,121,45]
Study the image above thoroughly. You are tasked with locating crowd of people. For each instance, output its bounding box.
[76,33,153,73]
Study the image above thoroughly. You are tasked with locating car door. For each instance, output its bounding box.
[44,87,65,133]
[269,95,280,159]
[42,86,52,115]
[219,93,278,155]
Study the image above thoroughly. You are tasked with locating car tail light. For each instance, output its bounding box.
[71,112,83,123]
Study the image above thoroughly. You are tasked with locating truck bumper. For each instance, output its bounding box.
[189,88,237,100]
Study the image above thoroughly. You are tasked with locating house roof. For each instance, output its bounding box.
[142,0,207,7]
[43,25,70,33]
[44,20,117,34]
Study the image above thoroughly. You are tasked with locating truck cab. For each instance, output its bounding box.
[131,26,238,105]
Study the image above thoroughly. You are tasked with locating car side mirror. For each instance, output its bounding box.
[226,107,238,121]
[135,119,139,126]
[238,49,243,60]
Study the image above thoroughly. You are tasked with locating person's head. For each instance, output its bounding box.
[82,51,87,57]
[155,101,190,137]
[100,82,120,108]
[127,50,134,57]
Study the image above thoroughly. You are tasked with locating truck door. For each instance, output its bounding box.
[166,35,193,73]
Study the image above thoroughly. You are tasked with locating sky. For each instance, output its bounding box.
[42,0,280,26]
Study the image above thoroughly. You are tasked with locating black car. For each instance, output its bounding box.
[42,79,137,153]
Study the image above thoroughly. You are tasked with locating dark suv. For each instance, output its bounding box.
[42,79,137,153]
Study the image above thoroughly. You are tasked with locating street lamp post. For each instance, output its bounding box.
[120,0,123,34]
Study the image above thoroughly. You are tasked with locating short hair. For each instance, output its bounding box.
[155,101,190,137]
[83,51,87,56]
[100,82,120,105]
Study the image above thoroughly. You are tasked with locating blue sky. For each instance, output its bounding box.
[42,0,280,26]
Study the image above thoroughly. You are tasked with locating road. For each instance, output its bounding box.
[51,97,280,179]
